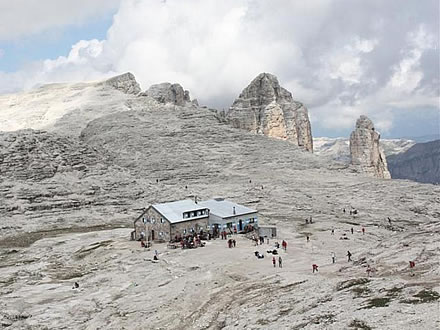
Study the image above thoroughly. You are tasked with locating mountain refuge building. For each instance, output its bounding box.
[133,198,258,242]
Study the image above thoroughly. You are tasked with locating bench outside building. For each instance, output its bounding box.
[133,198,258,242]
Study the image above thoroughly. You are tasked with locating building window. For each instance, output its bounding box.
[160,218,164,223]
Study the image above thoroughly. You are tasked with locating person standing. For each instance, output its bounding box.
[279,256,283,268]
[362,227,365,235]
[347,250,352,262]
[331,228,335,235]
[351,227,354,234]
[331,252,336,264]
[272,256,276,268]
[232,239,236,247]
[306,235,310,242]
[366,264,372,277]
[312,264,319,273]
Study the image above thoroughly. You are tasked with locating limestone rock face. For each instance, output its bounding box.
[142,83,191,106]
[349,115,391,179]
[387,140,440,184]
[104,72,141,95]
[226,73,313,152]
[0,129,104,181]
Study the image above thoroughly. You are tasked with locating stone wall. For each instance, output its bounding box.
[134,206,171,242]
[134,206,209,242]
[170,217,209,239]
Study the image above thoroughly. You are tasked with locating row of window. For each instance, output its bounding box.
[142,215,257,227]
[183,209,209,219]
[142,217,165,224]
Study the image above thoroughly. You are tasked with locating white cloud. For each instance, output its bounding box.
[0,0,438,137]
[0,0,121,40]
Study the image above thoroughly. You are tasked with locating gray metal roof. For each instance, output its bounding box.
[152,200,208,224]
[198,199,257,219]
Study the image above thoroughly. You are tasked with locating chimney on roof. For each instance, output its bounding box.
[233,206,236,215]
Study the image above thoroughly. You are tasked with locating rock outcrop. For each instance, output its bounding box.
[226,73,313,152]
[387,140,440,184]
[0,129,104,181]
[104,72,141,95]
[142,83,191,106]
[349,115,391,179]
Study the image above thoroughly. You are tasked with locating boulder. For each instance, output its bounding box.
[142,83,191,106]
[104,72,141,95]
[226,73,313,152]
[349,115,391,179]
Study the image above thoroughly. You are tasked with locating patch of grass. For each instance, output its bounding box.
[74,240,113,259]
[337,278,370,291]
[400,299,420,304]
[310,313,335,325]
[362,297,391,309]
[256,318,270,325]
[0,224,127,248]
[386,286,403,297]
[349,319,372,329]
[414,289,440,302]
[54,269,89,280]
[401,289,440,304]
[352,286,371,297]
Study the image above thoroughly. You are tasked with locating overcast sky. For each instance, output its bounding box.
[0,0,438,138]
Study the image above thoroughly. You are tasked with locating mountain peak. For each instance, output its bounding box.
[226,73,313,152]
[141,82,191,106]
[104,72,141,95]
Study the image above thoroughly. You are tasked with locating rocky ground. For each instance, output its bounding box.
[0,74,439,329]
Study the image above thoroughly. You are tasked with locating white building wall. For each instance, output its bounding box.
[208,212,258,231]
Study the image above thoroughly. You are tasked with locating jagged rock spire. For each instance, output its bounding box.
[349,115,391,179]
[226,73,313,152]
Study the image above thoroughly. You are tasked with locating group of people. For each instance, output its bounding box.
[343,208,358,216]
[272,256,282,268]
[180,235,204,249]
[227,238,236,248]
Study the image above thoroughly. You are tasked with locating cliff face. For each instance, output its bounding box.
[226,73,313,152]
[387,140,440,184]
[349,115,391,179]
